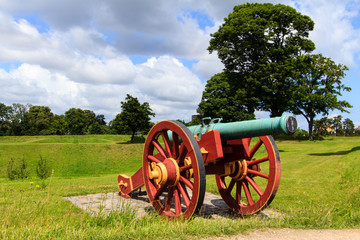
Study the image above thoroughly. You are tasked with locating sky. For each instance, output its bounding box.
[0,0,360,130]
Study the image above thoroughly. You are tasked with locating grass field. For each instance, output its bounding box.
[0,135,359,239]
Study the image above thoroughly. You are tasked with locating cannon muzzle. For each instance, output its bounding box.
[187,115,297,141]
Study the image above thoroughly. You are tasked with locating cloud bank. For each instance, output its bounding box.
[0,0,359,125]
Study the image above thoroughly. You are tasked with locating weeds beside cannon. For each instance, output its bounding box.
[117,115,297,219]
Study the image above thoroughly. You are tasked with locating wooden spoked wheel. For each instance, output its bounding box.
[143,120,206,219]
[216,136,281,215]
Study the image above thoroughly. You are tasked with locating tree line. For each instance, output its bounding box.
[0,94,154,142]
[313,115,358,137]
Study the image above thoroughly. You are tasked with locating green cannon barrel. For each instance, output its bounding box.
[187,115,297,141]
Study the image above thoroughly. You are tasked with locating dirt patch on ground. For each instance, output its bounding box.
[211,229,360,240]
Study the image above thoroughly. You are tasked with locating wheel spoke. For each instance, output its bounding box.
[174,188,181,215]
[242,181,254,205]
[247,156,268,167]
[236,181,242,205]
[179,176,194,190]
[177,183,190,207]
[247,169,269,179]
[179,164,192,172]
[153,184,167,200]
[172,132,180,159]
[147,180,158,196]
[152,140,167,159]
[148,155,161,163]
[246,176,264,196]
[164,187,174,211]
[249,139,263,159]
[178,144,188,164]
[161,130,172,158]
[225,178,236,195]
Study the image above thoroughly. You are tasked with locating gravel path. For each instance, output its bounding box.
[64,191,280,219]
[64,192,360,239]
[212,229,360,240]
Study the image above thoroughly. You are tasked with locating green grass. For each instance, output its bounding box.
[0,135,360,239]
[0,135,143,178]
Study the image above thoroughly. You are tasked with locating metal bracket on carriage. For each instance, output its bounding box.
[195,130,224,164]
[118,168,144,198]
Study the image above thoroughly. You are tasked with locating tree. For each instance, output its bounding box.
[50,115,69,135]
[292,54,351,140]
[64,108,98,135]
[343,118,355,136]
[8,103,31,135]
[64,108,88,135]
[197,72,255,122]
[208,3,315,117]
[332,115,344,136]
[95,114,106,125]
[0,103,11,136]
[89,121,104,134]
[24,106,54,135]
[111,94,155,143]
[313,117,332,137]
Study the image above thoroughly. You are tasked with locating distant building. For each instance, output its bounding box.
[326,127,335,134]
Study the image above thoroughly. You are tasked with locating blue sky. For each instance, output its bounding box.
[0,0,359,130]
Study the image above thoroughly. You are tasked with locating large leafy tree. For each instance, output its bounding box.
[65,108,96,135]
[112,94,155,143]
[197,72,255,122]
[50,115,69,135]
[292,54,351,140]
[208,3,315,117]
[24,106,54,135]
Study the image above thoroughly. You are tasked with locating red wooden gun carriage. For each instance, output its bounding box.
[118,115,297,219]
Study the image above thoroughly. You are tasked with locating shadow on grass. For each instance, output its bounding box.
[308,146,360,156]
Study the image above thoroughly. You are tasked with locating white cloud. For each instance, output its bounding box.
[192,53,224,81]
[0,56,204,122]
[135,56,204,102]
[295,0,360,67]
[0,0,360,125]
[0,64,80,111]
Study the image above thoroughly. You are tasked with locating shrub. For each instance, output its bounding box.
[36,155,52,179]
[17,157,30,179]
[6,157,30,180]
[7,158,18,180]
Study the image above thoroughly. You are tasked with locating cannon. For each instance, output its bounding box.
[117,115,297,219]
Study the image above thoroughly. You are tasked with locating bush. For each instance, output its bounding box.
[7,158,18,180]
[18,157,30,179]
[36,155,52,179]
[6,157,30,180]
